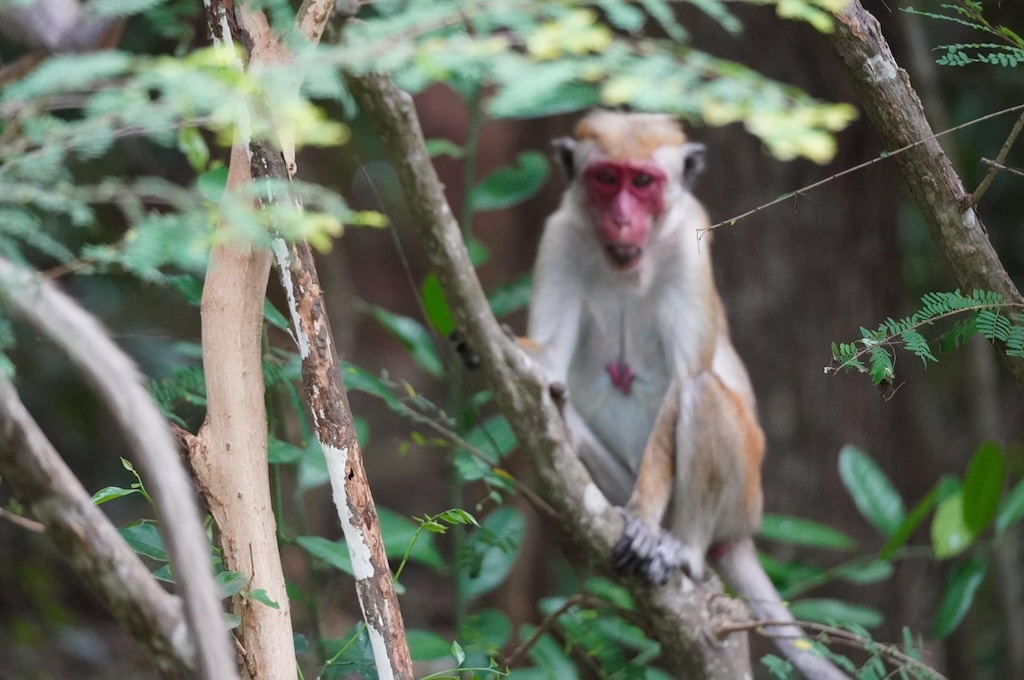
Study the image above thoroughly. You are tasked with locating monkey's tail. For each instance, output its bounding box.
[714,538,852,680]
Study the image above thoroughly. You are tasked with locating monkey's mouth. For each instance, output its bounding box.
[605,244,643,270]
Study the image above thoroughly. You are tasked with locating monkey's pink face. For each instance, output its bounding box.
[583,160,667,271]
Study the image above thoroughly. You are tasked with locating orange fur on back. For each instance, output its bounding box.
[574,110,687,160]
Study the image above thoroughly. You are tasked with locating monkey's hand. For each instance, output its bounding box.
[611,513,687,586]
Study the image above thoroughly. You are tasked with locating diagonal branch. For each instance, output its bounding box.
[825,0,1024,391]
[0,375,194,676]
[0,255,235,679]
[345,72,750,679]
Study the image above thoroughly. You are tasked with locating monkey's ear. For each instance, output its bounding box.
[682,142,707,186]
[552,137,577,179]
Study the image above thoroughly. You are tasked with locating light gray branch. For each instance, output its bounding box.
[0,376,194,676]
[826,1,1024,390]
[346,72,749,679]
[0,257,237,680]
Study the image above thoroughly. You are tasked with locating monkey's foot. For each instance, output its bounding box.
[611,514,686,586]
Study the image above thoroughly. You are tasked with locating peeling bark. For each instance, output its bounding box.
[196,2,411,677]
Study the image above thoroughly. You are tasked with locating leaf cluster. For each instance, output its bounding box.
[829,290,1024,387]
[340,0,857,163]
[905,1,1024,67]
[832,443,1024,642]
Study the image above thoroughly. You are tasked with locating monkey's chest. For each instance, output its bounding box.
[567,313,671,471]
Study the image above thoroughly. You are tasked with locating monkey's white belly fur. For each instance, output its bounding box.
[569,292,671,503]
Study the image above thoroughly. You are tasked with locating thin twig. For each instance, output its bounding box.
[702,103,1024,234]
[497,593,589,667]
[0,506,45,532]
[981,157,1024,179]
[964,110,1024,209]
[716,618,946,680]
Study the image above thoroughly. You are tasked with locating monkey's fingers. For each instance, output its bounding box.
[611,514,685,586]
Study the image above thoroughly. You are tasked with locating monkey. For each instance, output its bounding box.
[527,110,849,680]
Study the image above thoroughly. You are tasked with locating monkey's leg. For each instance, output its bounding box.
[613,373,764,585]
[669,373,764,583]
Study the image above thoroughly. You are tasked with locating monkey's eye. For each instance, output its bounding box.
[632,173,654,188]
[595,170,618,186]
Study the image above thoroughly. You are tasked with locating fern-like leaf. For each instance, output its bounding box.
[902,329,936,365]
[868,346,895,385]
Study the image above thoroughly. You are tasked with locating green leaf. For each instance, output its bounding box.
[451,640,466,666]
[933,556,987,639]
[759,514,856,550]
[197,166,228,204]
[488,274,532,318]
[92,485,141,505]
[296,536,353,576]
[518,628,578,680]
[151,564,173,583]
[453,415,518,484]
[962,441,1004,534]
[177,126,209,172]
[421,273,455,336]
[406,630,452,661]
[995,478,1024,535]
[470,151,550,212]
[297,439,330,491]
[838,445,906,537]
[466,236,489,266]
[169,274,204,306]
[425,138,465,159]
[459,608,512,660]
[216,570,247,598]
[249,588,280,609]
[267,437,304,464]
[368,305,442,377]
[584,577,635,610]
[788,598,883,629]
[489,77,600,120]
[931,491,973,559]
[264,300,290,331]
[881,476,959,559]
[341,363,401,411]
[120,524,168,562]
[462,506,525,598]
[435,508,479,527]
[834,559,893,585]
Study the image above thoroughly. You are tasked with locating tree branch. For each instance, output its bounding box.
[0,375,194,676]
[345,72,750,679]
[825,0,1024,390]
[195,3,339,677]
[0,256,235,679]
[199,2,413,677]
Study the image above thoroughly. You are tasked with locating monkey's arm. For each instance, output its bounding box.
[611,379,686,584]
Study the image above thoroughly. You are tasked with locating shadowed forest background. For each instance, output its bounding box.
[0,1,1022,679]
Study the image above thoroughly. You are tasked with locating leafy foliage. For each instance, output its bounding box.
[829,290,1024,386]
[0,1,972,677]
[340,0,857,163]
[905,0,1024,67]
